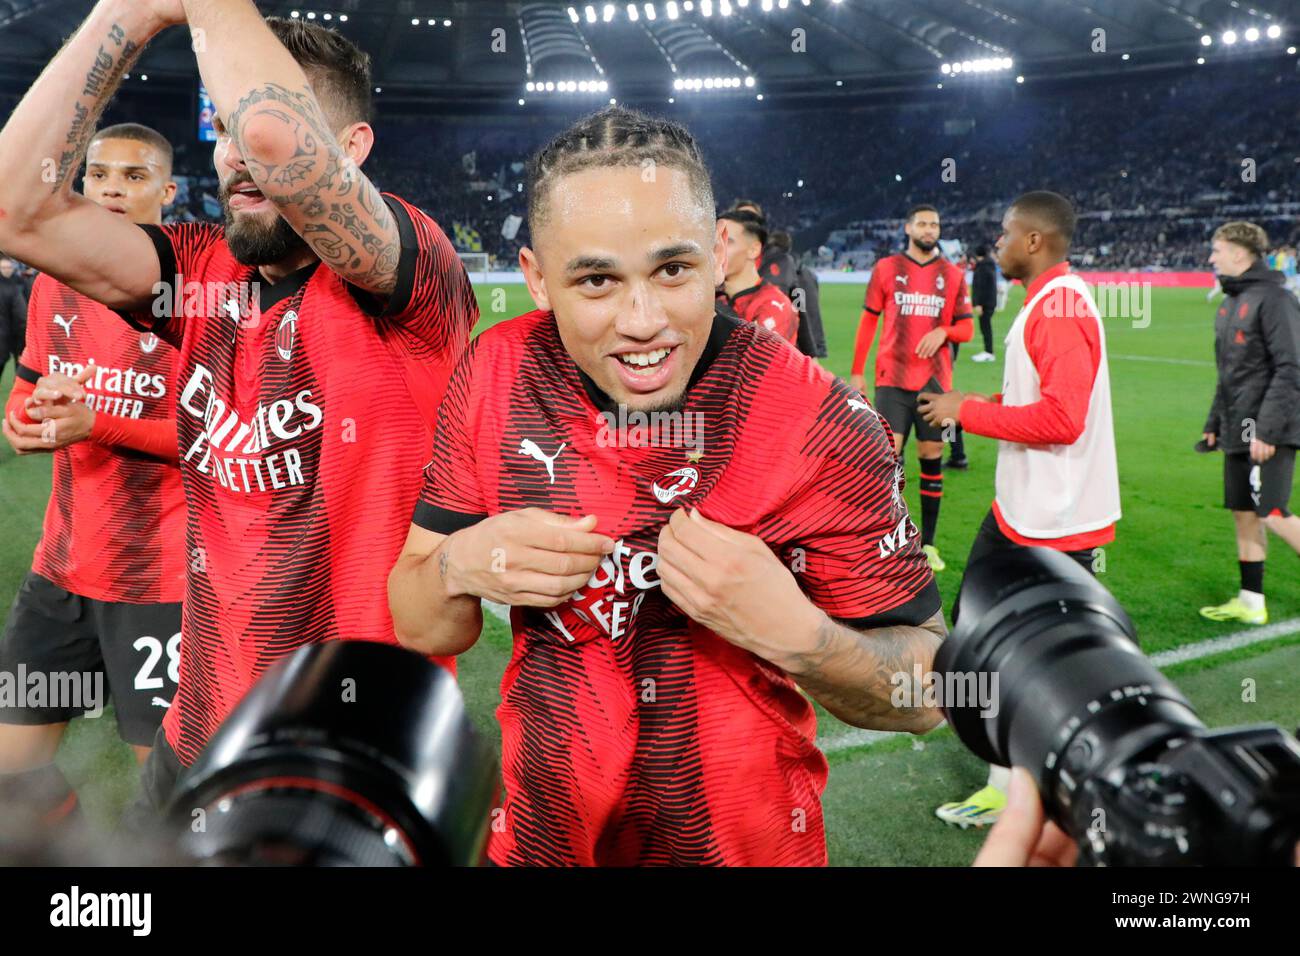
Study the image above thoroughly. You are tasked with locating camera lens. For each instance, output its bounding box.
[169,641,499,866]
[936,548,1203,820]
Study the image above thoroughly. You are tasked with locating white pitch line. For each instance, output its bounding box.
[819,617,1300,755]
[1110,353,1215,367]
[821,727,918,754]
[1149,616,1300,666]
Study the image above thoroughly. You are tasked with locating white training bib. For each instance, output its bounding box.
[995,273,1121,538]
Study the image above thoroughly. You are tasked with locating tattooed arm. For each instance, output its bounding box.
[183,0,401,296]
[781,611,947,733]
[0,1,181,309]
[657,508,947,734]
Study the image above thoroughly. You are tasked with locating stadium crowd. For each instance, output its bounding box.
[1,0,1299,875]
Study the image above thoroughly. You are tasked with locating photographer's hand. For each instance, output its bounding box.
[973,767,1078,867]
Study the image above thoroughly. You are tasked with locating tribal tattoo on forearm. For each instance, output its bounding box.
[787,611,947,731]
[225,82,399,294]
[53,22,142,192]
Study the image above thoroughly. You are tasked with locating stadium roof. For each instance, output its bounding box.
[0,0,1297,107]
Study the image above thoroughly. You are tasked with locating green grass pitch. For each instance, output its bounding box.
[1,282,1297,865]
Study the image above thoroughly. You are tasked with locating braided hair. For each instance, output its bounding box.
[526,106,715,239]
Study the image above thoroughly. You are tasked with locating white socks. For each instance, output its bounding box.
[987,763,1011,793]
[1238,589,1266,611]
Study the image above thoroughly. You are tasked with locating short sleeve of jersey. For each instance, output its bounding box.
[758,379,940,628]
[16,274,48,383]
[116,222,225,348]
[411,335,489,534]
[864,261,886,314]
[346,194,478,355]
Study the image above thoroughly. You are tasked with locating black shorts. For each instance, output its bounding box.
[1223,449,1295,517]
[0,572,181,745]
[875,384,944,445]
[952,509,1097,625]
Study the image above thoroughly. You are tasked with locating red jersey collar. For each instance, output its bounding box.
[1024,260,1072,303]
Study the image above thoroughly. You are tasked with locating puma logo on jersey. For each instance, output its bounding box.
[519,438,565,484]
[53,314,77,337]
[847,398,871,411]
[895,275,908,286]
[150,697,170,709]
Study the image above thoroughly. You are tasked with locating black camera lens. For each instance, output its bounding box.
[936,548,1202,820]
[168,641,499,866]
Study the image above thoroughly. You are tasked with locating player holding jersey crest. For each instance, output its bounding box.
[389,107,945,867]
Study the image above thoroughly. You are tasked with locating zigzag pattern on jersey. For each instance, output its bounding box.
[471,314,828,865]
[26,275,183,604]
[753,382,931,621]
[171,275,330,764]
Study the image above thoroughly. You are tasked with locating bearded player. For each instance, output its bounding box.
[0,124,184,831]
[0,1,477,814]
[389,107,945,867]
[850,205,973,573]
[716,208,798,344]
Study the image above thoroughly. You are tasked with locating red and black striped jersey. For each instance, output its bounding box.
[718,280,798,344]
[415,307,938,866]
[855,253,973,390]
[16,274,186,604]
[121,194,478,766]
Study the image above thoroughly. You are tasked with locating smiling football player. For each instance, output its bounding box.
[388,106,945,867]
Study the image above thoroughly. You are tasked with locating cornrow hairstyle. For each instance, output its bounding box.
[526,105,715,238]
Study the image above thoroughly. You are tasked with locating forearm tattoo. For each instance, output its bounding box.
[226,82,399,293]
[53,22,142,192]
[789,611,947,730]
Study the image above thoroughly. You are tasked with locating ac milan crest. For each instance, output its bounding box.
[276,310,298,363]
[652,466,699,504]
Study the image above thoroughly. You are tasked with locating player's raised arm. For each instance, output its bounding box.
[0,1,181,309]
[183,0,400,297]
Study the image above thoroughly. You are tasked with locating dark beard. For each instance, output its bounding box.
[913,238,938,254]
[221,194,309,266]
